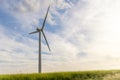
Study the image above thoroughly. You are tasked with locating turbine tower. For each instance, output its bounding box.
[29,6,51,73]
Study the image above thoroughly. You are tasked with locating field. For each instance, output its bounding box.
[0,70,120,80]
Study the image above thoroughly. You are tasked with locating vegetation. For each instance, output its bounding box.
[0,70,120,80]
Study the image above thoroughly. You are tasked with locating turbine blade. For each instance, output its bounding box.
[41,5,50,30]
[42,31,51,51]
[29,31,39,34]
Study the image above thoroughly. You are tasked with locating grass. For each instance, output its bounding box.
[0,70,120,80]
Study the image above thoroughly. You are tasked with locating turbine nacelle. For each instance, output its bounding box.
[36,27,41,31]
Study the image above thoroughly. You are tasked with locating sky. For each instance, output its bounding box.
[0,0,120,74]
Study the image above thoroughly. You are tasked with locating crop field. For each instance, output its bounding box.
[0,70,120,80]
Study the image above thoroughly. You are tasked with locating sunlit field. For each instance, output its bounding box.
[0,70,120,80]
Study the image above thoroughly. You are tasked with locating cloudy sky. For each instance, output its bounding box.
[0,0,120,74]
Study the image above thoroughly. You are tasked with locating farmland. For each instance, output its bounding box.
[0,70,120,80]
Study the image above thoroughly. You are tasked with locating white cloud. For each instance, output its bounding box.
[0,0,72,30]
[1,0,120,74]
[0,25,38,74]
[43,0,120,72]
[0,0,73,74]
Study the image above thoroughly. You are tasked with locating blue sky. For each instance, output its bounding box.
[1,0,120,74]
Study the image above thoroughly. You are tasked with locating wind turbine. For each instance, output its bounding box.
[29,6,51,73]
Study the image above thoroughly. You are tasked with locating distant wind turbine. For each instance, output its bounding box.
[29,6,51,73]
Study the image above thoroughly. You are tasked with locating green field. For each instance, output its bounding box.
[0,70,120,80]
